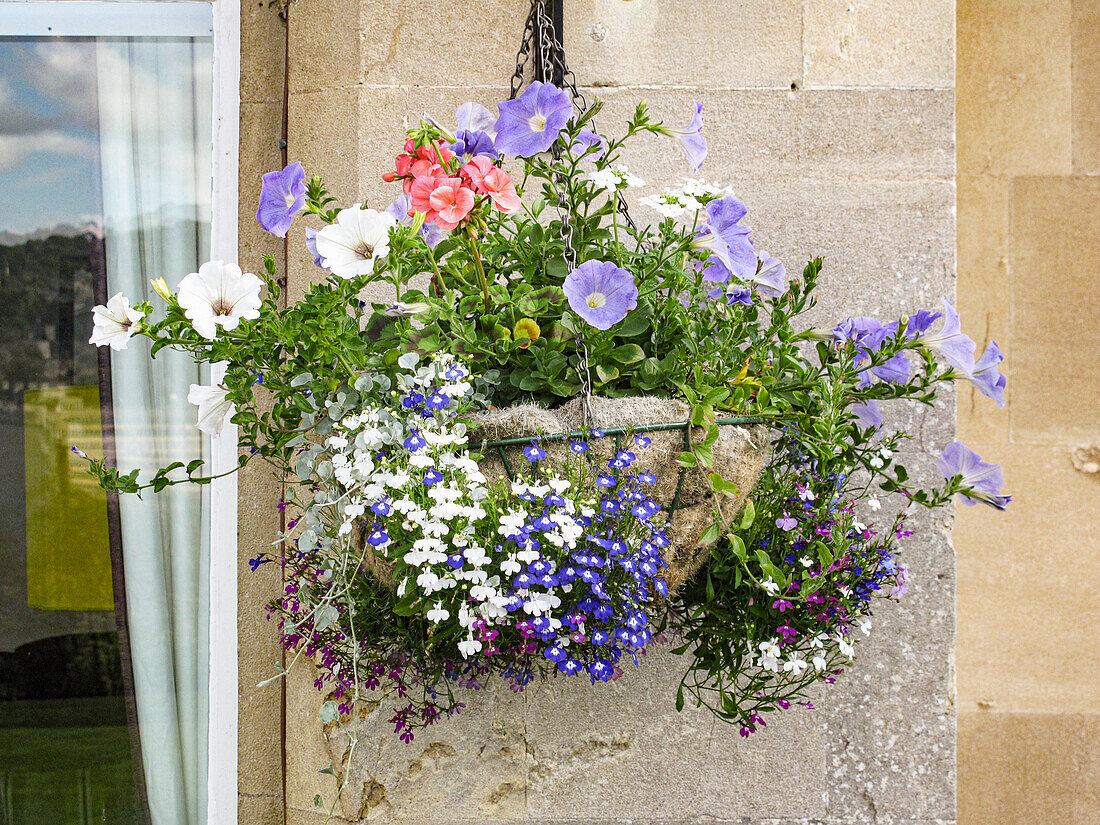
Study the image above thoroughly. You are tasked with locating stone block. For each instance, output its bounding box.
[956,174,1011,445]
[824,506,956,822]
[958,711,1100,825]
[239,792,286,825]
[586,86,955,183]
[1009,176,1100,442]
[803,0,955,89]
[955,441,1100,713]
[524,646,826,821]
[356,0,529,90]
[241,0,286,105]
[1073,0,1100,173]
[563,0,802,90]
[957,0,1073,176]
[288,0,360,96]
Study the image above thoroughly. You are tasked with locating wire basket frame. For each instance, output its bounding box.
[470,416,770,516]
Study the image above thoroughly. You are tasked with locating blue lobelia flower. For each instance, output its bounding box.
[523,443,546,462]
[493,82,573,157]
[256,161,306,237]
[569,439,589,453]
[248,555,271,571]
[693,196,756,282]
[937,440,1011,509]
[916,299,976,373]
[367,526,390,546]
[563,260,638,330]
[404,430,427,452]
[964,341,1007,408]
[423,468,444,487]
[425,391,450,411]
[656,100,707,172]
[451,129,498,161]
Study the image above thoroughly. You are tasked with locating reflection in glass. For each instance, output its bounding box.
[0,32,212,825]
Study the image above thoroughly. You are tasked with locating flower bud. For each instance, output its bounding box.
[150,277,173,302]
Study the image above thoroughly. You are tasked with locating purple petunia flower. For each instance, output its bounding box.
[568,128,607,160]
[451,129,498,160]
[964,341,1007,408]
[694,196,756,282]
[305,227,327,269]
[751,253,787,297]
[937,440,1011,509]
[493,82,573,157]
[256,161,306,237]
[917,298,976,373]
[563,260,638,330]
[384,193,445,249]
[905,308,942,337]
[455,101,496,135]
[656,100,707,172]
[850,399,883,428]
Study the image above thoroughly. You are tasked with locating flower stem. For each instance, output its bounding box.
[465,225,492,313]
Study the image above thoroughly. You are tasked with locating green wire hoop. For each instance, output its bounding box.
[471,416,770,516]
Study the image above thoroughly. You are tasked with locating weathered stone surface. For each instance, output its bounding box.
[563,0,802,90]
[272,0,958,820]
[803,0,955,89]
[957,0,1073,176]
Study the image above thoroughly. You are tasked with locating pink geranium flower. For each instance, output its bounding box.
[461,156,520,214]
[424,177,473,229]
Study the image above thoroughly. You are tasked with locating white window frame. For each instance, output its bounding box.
[0,3,240,824]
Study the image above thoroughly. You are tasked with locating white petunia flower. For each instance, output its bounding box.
[89,292,145,350]
[187,384,234,435]
[177,260,263,340]
[314,204,397,279]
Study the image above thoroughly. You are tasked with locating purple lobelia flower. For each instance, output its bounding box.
[493,82,573,157]
[964,341,1007,408]
[568,128,607,161]
[451,129,498,161]
[917,298,976,373]
[693,196,756,281]
[384,193,445,249]
[256,161,306,237]
[937,440,1011,509]
[563,260,638,330]
[656,100,707,172]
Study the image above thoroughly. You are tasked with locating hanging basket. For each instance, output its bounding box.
[358,396,771,592]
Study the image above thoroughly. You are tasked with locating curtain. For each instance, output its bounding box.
[96,36,213,825]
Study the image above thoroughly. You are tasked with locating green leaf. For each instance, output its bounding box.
[675,685,685,712]
[319,701,339,724]
[740,499,755,529]
[594,364,619,383]
[609,343,645,364]
[699,521,720,545]
[676,451,697,468]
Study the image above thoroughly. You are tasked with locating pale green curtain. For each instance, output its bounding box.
[96,35,212,825]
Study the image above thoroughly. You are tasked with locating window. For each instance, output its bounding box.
[0,3,238,824]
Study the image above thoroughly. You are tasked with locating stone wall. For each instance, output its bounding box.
[239,1,958,822]
[956,1,1100,821]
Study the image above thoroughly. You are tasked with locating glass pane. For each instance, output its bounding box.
[0,29,212,825]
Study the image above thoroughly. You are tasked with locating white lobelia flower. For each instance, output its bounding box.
[457,638,482,658]
[782,654,809,676]
[177,260,263,340]
[426,601,450,623]
[187,384,234,435]
[314,204,397,279]
[89,292,145,350]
